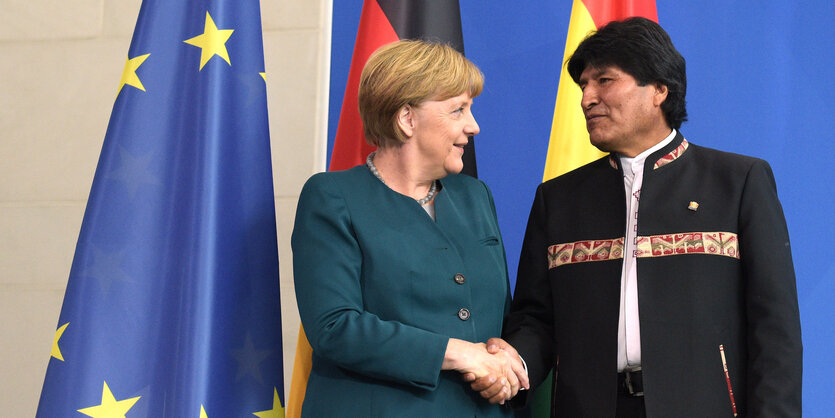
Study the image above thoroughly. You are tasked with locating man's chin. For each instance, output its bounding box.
[589,137,612,153]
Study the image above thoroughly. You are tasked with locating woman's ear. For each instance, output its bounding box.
[396,105,415,138]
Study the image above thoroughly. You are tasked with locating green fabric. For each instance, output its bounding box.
[529,370,552,417]
[292,166,513,417]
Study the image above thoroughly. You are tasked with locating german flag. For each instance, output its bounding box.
[327,0,477,176]
[287,2,472,416]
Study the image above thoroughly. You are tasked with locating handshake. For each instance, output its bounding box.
[443,337,530,405]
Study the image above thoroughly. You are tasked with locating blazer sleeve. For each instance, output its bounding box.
[738,160,803,416]
[503,184,556,396]
[484,180,513,318]
[291,174,449,390]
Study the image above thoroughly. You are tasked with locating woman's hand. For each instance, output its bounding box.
[461,337,530,404]
[442,338,520,404]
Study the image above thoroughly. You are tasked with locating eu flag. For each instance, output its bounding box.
[37,0,284,416]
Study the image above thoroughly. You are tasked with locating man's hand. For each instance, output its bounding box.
[463,338,530,404]
[443,338,515,403]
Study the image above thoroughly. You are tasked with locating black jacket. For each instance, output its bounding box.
[505,132,802,417]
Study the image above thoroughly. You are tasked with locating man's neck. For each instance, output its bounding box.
[620,128,675,158]
[620,129,677,163]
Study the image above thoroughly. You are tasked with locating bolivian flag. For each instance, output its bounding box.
[543,0,657,182]
[531,1,657,415]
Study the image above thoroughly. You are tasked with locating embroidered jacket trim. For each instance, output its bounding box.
[547,231,740,269]
[653,139,689,169]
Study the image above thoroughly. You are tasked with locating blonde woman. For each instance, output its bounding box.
[292,40,527,417]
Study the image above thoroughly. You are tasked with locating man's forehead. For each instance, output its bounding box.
[580,65,623,78]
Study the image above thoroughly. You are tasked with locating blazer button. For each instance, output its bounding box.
[453,273,466,284]
[458,308,471,321]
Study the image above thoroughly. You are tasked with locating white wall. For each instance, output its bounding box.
[0,0,326,415]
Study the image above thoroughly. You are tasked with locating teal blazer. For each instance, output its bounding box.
[292,166,513,417]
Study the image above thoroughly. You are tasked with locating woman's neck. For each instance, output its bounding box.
[371,148,436,201]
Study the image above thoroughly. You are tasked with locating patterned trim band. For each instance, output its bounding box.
[653,139,689,169]
[608,138,689,170]
[547,231,739,269]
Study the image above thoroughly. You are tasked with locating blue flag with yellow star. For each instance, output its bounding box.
[37,0,284,416]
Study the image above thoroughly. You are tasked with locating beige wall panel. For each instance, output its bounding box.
[102,0,143,39]
[0,39,126,202]
[0,287,65,417]
[261,0,320,31]
[264,30,321,198]
[0,204,84,286]
[0,0,103,41]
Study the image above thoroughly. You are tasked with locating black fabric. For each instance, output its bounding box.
[616,392,647,418]
[376,0,464,52]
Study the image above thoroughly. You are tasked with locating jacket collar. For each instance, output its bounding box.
[608,131,688,171]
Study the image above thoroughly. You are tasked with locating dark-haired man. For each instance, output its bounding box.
[472,17,802,417]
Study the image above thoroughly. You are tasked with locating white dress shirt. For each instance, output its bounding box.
[616,129,676,372]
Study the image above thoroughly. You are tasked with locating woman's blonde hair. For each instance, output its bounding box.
[358,39,484,148]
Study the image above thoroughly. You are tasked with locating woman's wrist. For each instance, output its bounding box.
[442,338,466,371]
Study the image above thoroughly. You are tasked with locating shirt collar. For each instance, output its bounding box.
[619,129,677,173]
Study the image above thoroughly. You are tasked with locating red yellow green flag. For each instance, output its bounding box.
[542,0,657,182]
[532,1,657,415]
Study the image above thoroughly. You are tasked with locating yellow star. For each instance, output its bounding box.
[252,387,284,418]
[200,404,208,418]
[77,381,141,418]
[51,322,69,361]
[117,54,150,94]
[184,12,234,70]
[259,72,266,81]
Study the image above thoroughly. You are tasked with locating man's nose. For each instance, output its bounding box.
[581,86,598,111]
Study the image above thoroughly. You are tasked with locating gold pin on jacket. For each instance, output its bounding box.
[688,201,699,211]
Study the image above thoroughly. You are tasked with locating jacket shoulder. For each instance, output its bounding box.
[301,165,369,192]
[441,173,490,194]
[540,155,616,194]
[685,142,773,178]
[687,142,764,165]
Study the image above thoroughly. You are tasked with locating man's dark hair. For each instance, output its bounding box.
[567,17,687,129]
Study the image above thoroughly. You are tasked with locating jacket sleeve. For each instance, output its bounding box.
[483,180,513,319]
[738,160,802,416]
[503,184,556,398]
[291,174,449,390]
